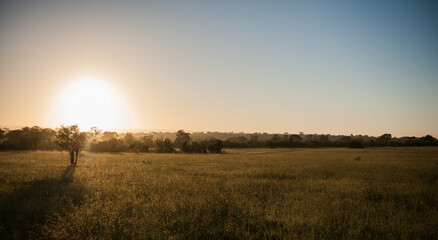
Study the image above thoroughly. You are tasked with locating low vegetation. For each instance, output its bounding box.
[1,126,437,154]
[1,148,437,239]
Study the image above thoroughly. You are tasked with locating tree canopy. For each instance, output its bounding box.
[55,125,87,166]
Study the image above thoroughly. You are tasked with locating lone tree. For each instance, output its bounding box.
[56,125,87,166]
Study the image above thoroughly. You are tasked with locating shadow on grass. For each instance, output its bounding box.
[0,166,87,239]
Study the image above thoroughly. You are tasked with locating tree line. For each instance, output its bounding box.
[87,130,224,154]
[0,126,225,155]
[1,126,437,153]
[224,133,438,148]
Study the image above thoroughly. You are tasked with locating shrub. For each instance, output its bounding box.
[349,140,365,148]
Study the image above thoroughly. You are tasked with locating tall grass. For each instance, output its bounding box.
[1,148,437,239]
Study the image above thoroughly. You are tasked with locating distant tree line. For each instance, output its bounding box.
[1,126,437,153]
[87,130,224,154]
[0,127,225,154]
[0,126,57,151]
[223,133,438,148]
[115,131,438,147]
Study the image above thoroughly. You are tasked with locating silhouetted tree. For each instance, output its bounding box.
[181,141,192,153]
[267,134,282,148]
[2,128,31,150]
[336,136,352,147]
[123,132,136,152]
[55,125,87,166]
[207,138,224,153]
[419,135,437,146]
[28,126,44,151]
[89,137,128,153]
[377,133,392,146]
[102,131,118,141]
[349,139,365,148]
[90,127,102,141]
[175,130,191,152]
[288,134,302,147]
[225,136,249,148]
[191,141,207,153]
[155,138,175,153]
[317,135,330,147]
[248,135,262,147]
[39,128,56,150]
[0,128,4,142]
[141,135,154,152]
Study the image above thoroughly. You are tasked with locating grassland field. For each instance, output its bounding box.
[0,147,437,239]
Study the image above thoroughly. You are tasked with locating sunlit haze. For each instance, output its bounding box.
[51,75,131,131]
[0,1,437,136]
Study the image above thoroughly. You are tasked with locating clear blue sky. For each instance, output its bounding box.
[0,0,437,136]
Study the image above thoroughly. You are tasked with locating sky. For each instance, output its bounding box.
[0,0,437,137]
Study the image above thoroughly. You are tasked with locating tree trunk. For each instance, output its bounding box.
[74,151,79,166]
[70,151,75,166]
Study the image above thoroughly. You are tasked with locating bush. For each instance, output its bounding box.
[154,138,176,153]
[207,139,224,153]
[349,140,364,148]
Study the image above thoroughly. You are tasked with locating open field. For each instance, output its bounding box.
[0,148,437,239]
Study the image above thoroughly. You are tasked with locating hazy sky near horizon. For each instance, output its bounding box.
[1,0,437,136]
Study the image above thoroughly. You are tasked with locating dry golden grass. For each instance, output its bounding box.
[1,148,437,239]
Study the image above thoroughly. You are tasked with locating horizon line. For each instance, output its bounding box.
[0,124,435,138]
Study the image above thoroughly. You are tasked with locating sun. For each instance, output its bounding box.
[52,76,127,131]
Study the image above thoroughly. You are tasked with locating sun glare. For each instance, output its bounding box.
[52,76,127,131]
